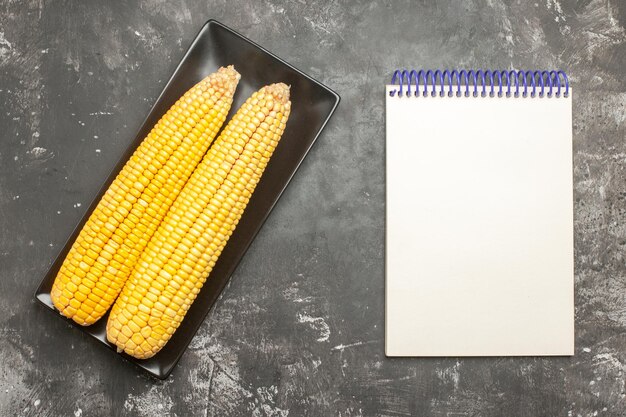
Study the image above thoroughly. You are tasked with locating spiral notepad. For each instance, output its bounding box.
[385,70,574,356]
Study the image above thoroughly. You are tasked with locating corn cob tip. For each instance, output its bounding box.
[216,65,241,84]
[197,66,240,97]
[263,83,290,104]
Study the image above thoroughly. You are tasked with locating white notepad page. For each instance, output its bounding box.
[385,86,574,356]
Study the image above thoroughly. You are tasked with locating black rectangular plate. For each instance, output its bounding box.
[34,19,340,379]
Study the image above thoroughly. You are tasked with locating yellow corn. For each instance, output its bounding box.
[51,66,241,325]
[107,83,291,358]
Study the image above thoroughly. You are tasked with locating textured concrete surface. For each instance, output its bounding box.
[0,0,625,416]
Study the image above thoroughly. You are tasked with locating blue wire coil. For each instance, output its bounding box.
[389,69,569,98]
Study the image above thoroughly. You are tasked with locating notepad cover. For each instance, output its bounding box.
[385,86,574,356]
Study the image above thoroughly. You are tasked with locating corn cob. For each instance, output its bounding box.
[51,66,241,326]
[107,83,291,358]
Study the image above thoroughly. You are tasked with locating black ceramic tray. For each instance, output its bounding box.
[34,19,340,379]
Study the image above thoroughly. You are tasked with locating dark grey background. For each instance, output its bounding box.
[1,1,624,416]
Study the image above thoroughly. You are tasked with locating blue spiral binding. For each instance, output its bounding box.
[389,69,569,98]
